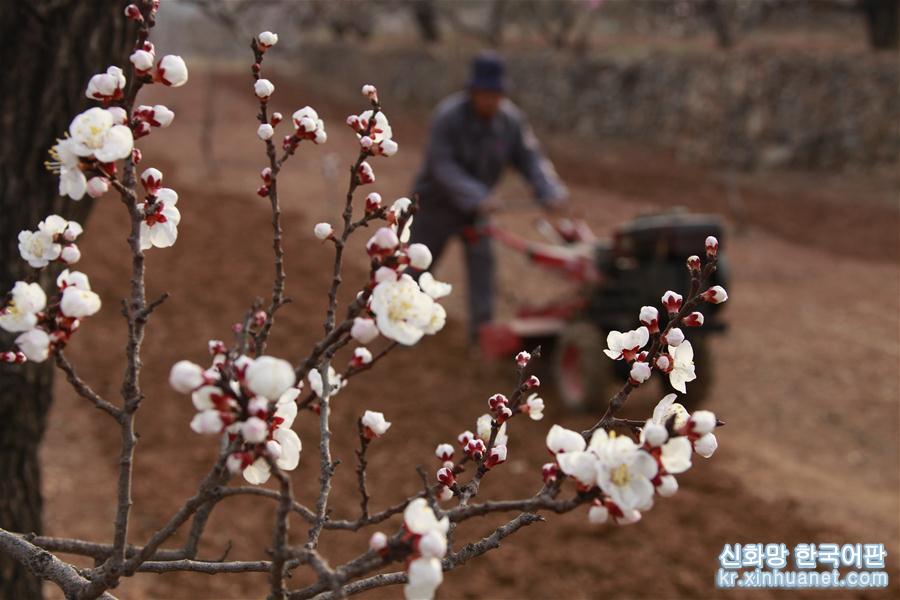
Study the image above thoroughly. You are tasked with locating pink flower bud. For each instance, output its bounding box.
[457,430,474,447]
[357,161,375,184]
[488,393,508,411]
[662,327,684,347]
[588,502,609,524]
[655,353,673,373]
[515,351,531,368]
[701,286,728,304]
[124,4,143,21]
[686,255,701,273]
[130,49,154,72]
[257,31,278,49]
[271,112,283,125]
[436,466,455,486]
[254,78,275,99]
[156,55,188,87]
[542,462,558,484]
[141,168,163,193]
[407,243,432,270]
[485,444,507,469]
[366,227,399,257]
[689,410,716,435]
[314,222,333,241]
[241,416,269,443]
[661,291,683,315]
[260,167,272,184]
[257,123,274,140]
[465,438,486,459]
[629,361,651,384]
[60,245,81,264]
[361,84,378,102]
[682,311,704,327]
[365,192,382,213]
[639,305,659,333]
[705,236,719,258]
[438,486,454,501]
[351,317,379,344]
[435,443,454,462]
[86,176,109,198]
[525,375,540,389]
[257,185,269,197]
[369,531,388,552]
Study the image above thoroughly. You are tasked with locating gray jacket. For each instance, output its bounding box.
[412,92,567,222]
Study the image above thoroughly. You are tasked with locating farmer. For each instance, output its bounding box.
[410,51,568,343]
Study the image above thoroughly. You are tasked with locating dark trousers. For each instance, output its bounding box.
[410,213,495,342]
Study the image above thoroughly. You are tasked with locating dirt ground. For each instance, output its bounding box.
[38,69,899,599]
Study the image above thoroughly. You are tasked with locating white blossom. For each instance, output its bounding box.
[18,229,61,268]
[417,272,451,300]
[649,394,690,430]
[308,365,344,399]
[660,436,692,474]
[657,474,679,497]
[69,107,134,163]
[370,275,437,346]
[242,458,270,485]
[524,392,544,420]
[270,394,301,470]
[56,269,90,290]
[190,409,224,435]
[592,430,658,512]
[693,432,718,458]
[668,340,696,393]
[0,282,46,333]
[48,138,87,200]
[245,356,296,400]
[86,66,126,101]
[60,286,101,318]
[403,498,449,536]
[604,326,649,360]
[418,530,447,559]
[361,410,391,437]
[157,55,188,87]
[139,188,180,250]
[476,413,507,446]
[702,285,728,304]
[546,424,586,455]
[15,328,51,362]
[407,243,432,270]
[404,557,443,600]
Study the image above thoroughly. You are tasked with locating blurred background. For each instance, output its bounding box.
[1,1,897,598]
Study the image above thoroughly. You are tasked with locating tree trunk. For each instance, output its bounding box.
[0,2,132,597]
[862,0,900,49]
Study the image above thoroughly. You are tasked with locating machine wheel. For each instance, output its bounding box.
[553,321,616,412]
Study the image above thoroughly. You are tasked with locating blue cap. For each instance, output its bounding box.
[467,51,507,92]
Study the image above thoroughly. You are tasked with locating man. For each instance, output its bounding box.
[411,51,568,343]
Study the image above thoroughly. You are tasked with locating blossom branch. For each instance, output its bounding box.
[54,351,121,418]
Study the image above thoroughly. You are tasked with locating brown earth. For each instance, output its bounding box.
[39,69,899,599]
